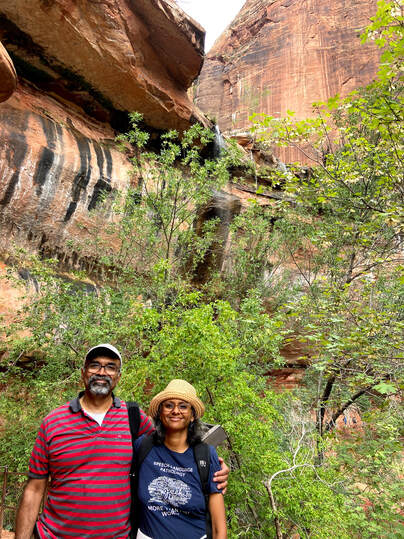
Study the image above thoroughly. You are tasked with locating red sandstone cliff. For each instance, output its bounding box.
[196,0,380,162]
[0,0,206,132]
[0,85,132,267]
[0,0,207,264]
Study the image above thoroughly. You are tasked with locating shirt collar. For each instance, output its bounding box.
[69,391,122,412]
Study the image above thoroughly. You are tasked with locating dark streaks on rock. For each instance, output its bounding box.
[0,109,29,206]
[64,134,92,222]
[87,142,114,211]
[33,147,54,197]
[64,201,77,222]
[104,147,113,181]
[39,115,57,150]
[0,169,22,206]
[88,179,112,211]
[33,116,65,199]
[93,143,104,180]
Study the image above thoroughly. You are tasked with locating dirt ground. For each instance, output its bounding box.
[1,531,15,538]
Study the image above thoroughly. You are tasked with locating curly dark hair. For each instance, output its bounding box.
[152,405,202,447]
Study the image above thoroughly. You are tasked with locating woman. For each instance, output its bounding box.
[132,379,227,539]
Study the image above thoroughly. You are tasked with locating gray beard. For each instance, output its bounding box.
[88,374,112,396]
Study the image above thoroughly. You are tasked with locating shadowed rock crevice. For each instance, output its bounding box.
[193,191,242,284]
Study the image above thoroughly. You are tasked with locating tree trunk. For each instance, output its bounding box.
[264,480,283,539]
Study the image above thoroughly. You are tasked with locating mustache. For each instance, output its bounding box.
[88,374,112,388]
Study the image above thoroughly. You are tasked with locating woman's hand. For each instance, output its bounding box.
[213,457,229,494]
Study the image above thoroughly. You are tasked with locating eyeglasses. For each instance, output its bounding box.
[162,402,191,412]
[86,361,120,375]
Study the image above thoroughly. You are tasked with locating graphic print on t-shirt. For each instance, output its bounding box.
[149,475,192,507]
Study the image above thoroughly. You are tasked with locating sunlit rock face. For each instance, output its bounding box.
[195,0,380,162]
[0,41,16,102]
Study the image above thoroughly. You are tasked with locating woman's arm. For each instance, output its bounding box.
[209,492,227,539]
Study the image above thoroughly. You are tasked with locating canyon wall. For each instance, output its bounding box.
[0,86,131,267]
[0,0,206,263]
[195,0,380,162]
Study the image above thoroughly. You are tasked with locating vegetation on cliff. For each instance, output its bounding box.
[0,1,403,536]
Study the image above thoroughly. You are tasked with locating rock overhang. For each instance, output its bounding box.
[0,0,208,133]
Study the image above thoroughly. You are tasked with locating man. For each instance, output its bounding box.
[15,344,229,538]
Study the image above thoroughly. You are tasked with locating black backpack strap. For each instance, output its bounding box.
[193,442,212,539]
[136,433,155,469]
[126,401,141,442]
[129,432,155,538]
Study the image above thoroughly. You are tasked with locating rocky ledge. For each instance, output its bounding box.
[0,0,208,266]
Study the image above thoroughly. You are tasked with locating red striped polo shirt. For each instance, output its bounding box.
[29,393,153,539]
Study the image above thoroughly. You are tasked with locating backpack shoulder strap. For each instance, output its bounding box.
[136,433,155,469]
[193,442,212,539]
[129,432,155,538]
[193,442,210,495]
[126,401,140,441]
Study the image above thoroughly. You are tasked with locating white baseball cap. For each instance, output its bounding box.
[85,343,122,366]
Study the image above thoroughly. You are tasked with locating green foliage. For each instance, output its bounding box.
[242,1,403,534]
[80,118,232,306]
[249,0,404,431]
[1,255,350,537]
[1,3,403,536]
[336,403,404,537]
[361,0,404,82]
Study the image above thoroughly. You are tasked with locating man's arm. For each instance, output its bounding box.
[15,477,47,539]
[138,408,154,437]
[213,457,229,493]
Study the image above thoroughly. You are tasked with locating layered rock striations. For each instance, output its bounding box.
[0,85,131,268]
[0,0,207,266]
[196,0,380,162]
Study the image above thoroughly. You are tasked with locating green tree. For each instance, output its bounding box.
[90,117,230,305]
[240,1,404,534]
[249,0,403,442]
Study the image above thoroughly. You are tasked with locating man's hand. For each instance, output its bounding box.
[15,477,47,539]
[213,457,229,494]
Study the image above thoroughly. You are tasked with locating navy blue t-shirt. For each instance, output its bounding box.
[133,436,221,539]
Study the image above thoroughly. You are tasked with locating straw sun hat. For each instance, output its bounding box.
[148,379,205,419]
